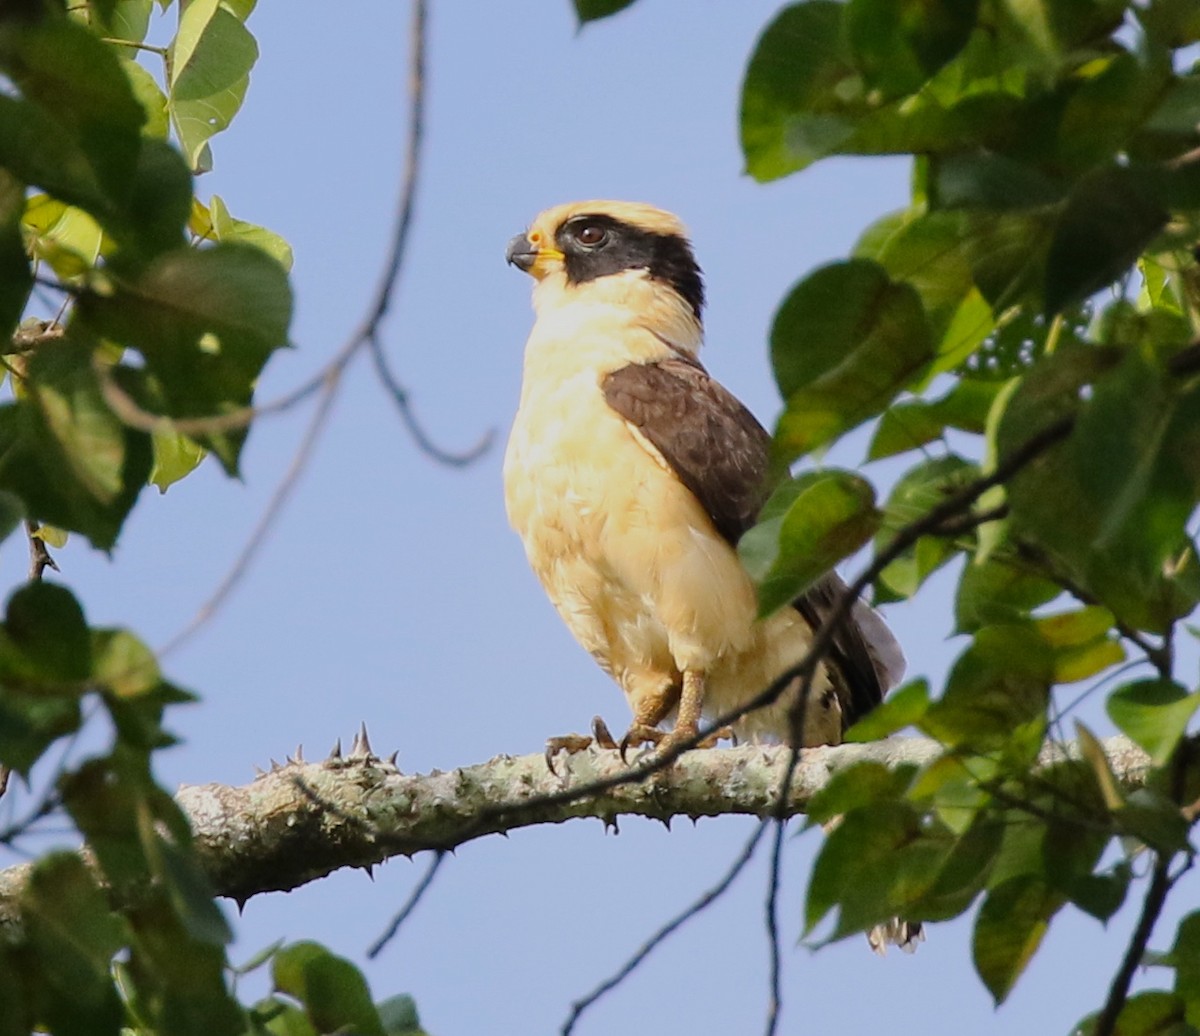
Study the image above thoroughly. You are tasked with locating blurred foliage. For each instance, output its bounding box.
[582,0,1200,1027]
[0,2,421,1034]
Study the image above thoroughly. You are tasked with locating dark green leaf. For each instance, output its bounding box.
[805,760,917,825]
[1065,861,1130,922]
[574,0,636,22]
[1174,911,1200,1027]
[972,875,1064,1004]
[0,687,80,773]
[1107,680,1200,766]
[1119,787,1192,854]
[1104,991,1192,1036]
[911,816,1003,921]
[955,555,1061,633]
[845,0,978,97]
[78,243,292,473]
[1045,165,1168,315]
[740,2,854,181]
[922,624,1053,755]
[21,853,127,1036]
[844,678,930,742]
[931,152,1064,210]
[875,454,978,600]
[0,343,152,550]
[868,378,1002,461]
[0,14,144,205]
[155,835,232,947]
[807,801,950,940]
[0,169,31,339]
[771,260,934,461]
[3,581,92,685]
[273,942,386,1036]
[738,470,880,616]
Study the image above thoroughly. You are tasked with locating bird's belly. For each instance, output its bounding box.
[504,385,759,696]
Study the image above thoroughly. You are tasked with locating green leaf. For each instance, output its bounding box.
[999,343,1200,633]
[150,428,206,492]
[154,835,232,947]
[3,581,92,686]
[92,628,160,697]
[0,169,31,339]
[1045,165,1168,315]
[805,759,917,825]
[210,194,293,270]
[0,342,153,550]
[875,454,978,601]
[21,853,127,1036]
[972,875,1063,1005]
[844,678,930,742]
[807,801,950,941]
[0,14,144,205]
[868,376,1002,461]
[273,942,386,1036]
[845,0,978,97]
[931,151,1064,210]
[911,815,1004,919]
[122,58,170,138]
[738,470,881,616]
[574,0,637,22]
[922,624,1052,756]
[1120,787,1192,854]
[771,260,934,461]
[955,555,1061,633]
[377,995,428,1036]
[78,243,292,473]
[857,210,996,377]
[740,2,854,181]
[1096,991,1193,1036]
[168,0,258,172]
[0,686,80,773]
[1076,719,1125,811]
[1107,680,1200,766]
[23,194,106,279]
[1065,862,1130,923]
[1174,911,1200,1027]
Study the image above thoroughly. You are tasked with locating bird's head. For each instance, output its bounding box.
[506,201,705,325]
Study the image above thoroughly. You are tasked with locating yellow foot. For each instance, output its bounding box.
[544,716,618,773]
[618,722,734,761]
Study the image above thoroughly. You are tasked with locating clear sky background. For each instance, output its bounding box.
[5,3,1197,1034]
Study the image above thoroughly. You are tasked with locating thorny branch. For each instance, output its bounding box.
[0,734,1152,930]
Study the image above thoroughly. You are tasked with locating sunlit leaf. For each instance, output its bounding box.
[150,428,206,492]
[1107,680,1200,766]
[168,0,258,172]
[868,376,1002,461]
[210,194,293,270]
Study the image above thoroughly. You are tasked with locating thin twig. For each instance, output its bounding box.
[560,822,768,1036]
[158,373,340,657]
[23,519,58,581]
[366,850,446,958]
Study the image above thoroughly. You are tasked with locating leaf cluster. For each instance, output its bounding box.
[699,0,1200,1026]
[0,4,419,1034]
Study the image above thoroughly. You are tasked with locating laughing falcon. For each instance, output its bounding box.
[503,201,905,754]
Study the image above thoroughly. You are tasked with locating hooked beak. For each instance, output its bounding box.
[505,233,538,272]
[505,233,565,278]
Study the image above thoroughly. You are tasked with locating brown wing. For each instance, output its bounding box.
[602,356,771,544]
[602,357,902,726]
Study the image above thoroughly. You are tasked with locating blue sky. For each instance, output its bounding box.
[8,3,1197,1034]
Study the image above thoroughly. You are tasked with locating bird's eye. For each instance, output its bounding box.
[576,223,607,247]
